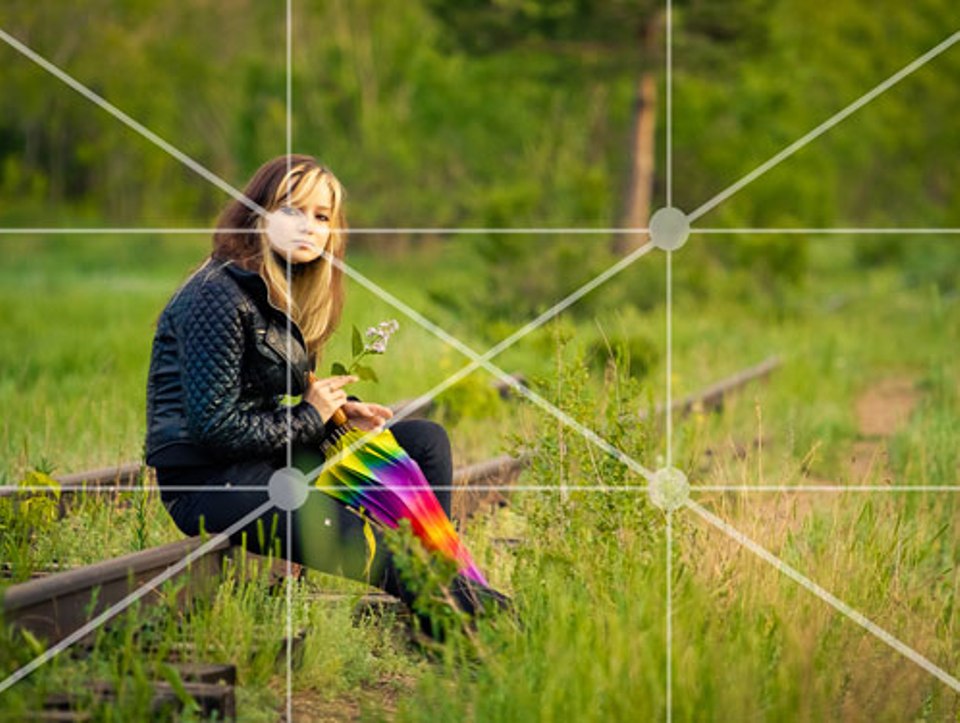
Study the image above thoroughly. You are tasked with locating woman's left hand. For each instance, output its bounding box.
[342,401,393,432]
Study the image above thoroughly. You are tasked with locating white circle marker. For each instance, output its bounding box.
[649,207,690,251]
[268,467,309,511]
[264,206,309,249]
[649,467,690,512]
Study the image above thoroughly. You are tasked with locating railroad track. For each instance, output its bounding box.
[2,455,528,646]
[1,357,779,719]
[0,455,526,720]
[3,355,780,646]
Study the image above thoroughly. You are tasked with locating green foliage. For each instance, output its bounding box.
[383,519,468,641]
[433,369,503,426]
[15,469,61,528]
[1,1,959,717]
[0,468,62,581]
[586,328,660,381]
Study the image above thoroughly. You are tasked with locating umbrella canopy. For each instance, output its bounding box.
[314,423,488,586]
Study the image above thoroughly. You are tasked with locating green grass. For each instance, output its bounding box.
[0,235,527,480]
[1,234,959,719]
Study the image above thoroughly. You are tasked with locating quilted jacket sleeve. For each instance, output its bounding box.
[178,273,327,459]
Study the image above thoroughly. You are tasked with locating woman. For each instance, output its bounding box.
[145,154,505,631]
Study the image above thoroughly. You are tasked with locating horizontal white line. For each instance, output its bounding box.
[0,227,651,236]
[0,228,253,235]
[692,485,960,492]
[11,484,960,495]
[6,226,958,237]
[5,484,651,494]
[692,228,960,235]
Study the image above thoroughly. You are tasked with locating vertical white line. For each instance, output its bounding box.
[287,0,293,164]
[285,0,294,470]
[286,508,294,722]
[285,4,295,720]
[666,511,673,723]
[664,0,674,469]
[285,7,293,723]
[666,249,673,467]
[666,0,673,208]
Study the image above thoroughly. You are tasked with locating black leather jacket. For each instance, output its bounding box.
[145,258,328,468]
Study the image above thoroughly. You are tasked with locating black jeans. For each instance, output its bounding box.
[160,419,453,596]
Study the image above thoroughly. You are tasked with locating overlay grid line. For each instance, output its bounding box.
[0,8,957,719]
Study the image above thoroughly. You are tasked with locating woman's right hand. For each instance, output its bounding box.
[304,374,358,423]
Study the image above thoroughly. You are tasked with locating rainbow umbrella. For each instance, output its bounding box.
[312,404,488,587]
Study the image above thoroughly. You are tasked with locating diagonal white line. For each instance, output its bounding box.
[686,499,960,693]
[480,241,656,363]
[303,252,656,483]
[687,29,960,224]
[298,242,657,483]
[0,27,266,217]
[0,13,660,493]
[1,15,659,488]
[0,500,275,694]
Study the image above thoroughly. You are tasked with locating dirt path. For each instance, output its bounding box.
[686,376,932,719]
[692,374,921,559]
[854,376,918,438]
[848,376,918,483]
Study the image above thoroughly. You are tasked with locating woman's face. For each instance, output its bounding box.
[263,182,334,265]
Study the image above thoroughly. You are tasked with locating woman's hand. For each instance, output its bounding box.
[304,374,358,423]
[342,401,394,432]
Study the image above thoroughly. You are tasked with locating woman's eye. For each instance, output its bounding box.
[315,214,329,222]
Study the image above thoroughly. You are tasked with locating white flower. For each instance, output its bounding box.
[363,319,399,354]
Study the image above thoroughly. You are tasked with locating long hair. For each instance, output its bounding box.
[212,155,347,363]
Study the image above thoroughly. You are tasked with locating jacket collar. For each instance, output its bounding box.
[218,260,310,352]
[220,260,270,300]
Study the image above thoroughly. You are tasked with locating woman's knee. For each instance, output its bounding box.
[391,419,451,459]
[390,419,453,514]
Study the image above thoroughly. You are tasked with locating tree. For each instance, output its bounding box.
[425,0,776,252]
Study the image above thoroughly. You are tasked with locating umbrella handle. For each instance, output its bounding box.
[307,371,350,428]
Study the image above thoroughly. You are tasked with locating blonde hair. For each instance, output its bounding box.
[213,155,348,363]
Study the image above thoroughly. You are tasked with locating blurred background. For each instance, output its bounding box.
[2,4,959,719]
[1,0,958,475]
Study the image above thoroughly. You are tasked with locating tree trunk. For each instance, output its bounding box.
[615,71,657,254]
[614,16,662,256]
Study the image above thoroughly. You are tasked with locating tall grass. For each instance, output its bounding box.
[2,234,958,719]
